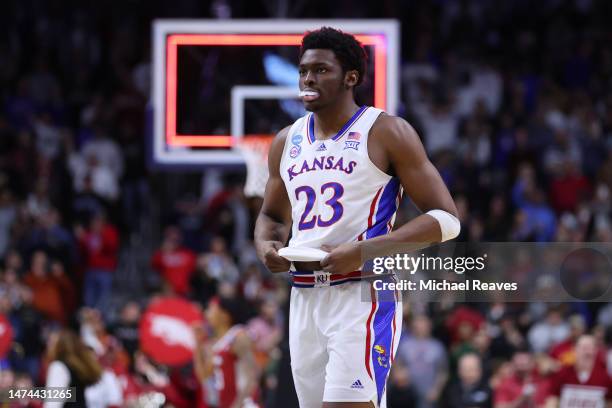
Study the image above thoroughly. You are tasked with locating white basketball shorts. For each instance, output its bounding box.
[289,278,402,408]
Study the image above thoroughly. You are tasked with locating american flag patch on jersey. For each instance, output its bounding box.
[347,131,361,141]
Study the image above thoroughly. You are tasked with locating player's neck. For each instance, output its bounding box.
[313,99,360,139]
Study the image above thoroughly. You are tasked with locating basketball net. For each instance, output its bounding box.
[236,135,274,198]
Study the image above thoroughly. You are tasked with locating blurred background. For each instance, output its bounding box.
[0,0,612,407]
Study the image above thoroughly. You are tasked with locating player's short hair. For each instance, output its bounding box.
[300,27,368,87]
[211,296,247,325]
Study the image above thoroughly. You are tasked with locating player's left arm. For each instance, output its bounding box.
[231,331,259,408]
[321,115,459,274]
[192,325,214,381]
[374,115,459,240]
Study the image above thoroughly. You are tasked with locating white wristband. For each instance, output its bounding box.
[426,209,461,242]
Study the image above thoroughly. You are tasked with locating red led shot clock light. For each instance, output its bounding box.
[165,33,388,148]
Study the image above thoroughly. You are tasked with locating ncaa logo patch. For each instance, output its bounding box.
[292,134,303,145]
[289,145,301,158]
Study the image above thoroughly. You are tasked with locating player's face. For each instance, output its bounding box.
[206,302,222,328]
[298,49,347,111]
[206,301,231,330]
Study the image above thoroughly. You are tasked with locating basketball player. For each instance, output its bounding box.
[255,27,460,408]
[194,296,259,408]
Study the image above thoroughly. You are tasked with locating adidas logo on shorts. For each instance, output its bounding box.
[350,379,364,389]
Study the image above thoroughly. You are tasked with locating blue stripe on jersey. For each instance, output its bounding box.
[371,279,397,405]
[307,114,315,143]
[332,105,367,140]
[307,106,367,143]
[366,177,400,239]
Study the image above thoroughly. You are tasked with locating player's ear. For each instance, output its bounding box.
[344,70,359,89]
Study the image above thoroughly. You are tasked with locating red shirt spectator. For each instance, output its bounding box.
[77,213,119,271]
[549,364,611,403]
[151,226,196,296]
[550,339,576,367]
[50,260,77,317]
[23,251,65,323]
[445,306,485,345]
[494,351,549,408]
[495,372,549,408]
[548,335,612,407]
[549,163,591,213]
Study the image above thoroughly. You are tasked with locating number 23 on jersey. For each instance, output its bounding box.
[295,182,344,230]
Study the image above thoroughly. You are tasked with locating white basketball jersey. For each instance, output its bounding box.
[280,106,403,249]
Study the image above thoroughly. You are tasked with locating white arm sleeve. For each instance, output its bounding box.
[426,209,461,242]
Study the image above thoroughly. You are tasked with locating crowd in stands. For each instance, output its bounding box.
[0,0,611,407]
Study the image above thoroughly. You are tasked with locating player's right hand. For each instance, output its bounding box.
[259,241,291,273]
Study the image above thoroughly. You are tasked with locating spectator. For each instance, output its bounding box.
[69,154,120,203]
[43,329,123,408]
[443,353,492,408]
[79,308,130,375]
[189,255,219,306]
[80,129,124,181]
[151,226,196,296]
[548,159,592,214]
[0,189,17,258]
[387,362,418,408]
[247,298,283,369]
[494,349,549,408]
[398,315,449,408]
[49,260,77,319]
[12,371,39,407]
[549,315,587,368]
[445,306,485,346]
[512,173,557,242]
[77,212,119,309]
[490,314,527,361]
[25,180,52,221]
[547,335,612,408]
[30,209,76,268]
[0,266,28,309]
[413,95,460,156]
[201,236,240,284]
[23,251,65,324]
[241,263,266,303]
[6,287,45,381]
[0,364,15,392]
[109,301,141,357]
[528,307,570,353]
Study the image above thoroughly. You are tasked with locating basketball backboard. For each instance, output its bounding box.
[151,19,400,167]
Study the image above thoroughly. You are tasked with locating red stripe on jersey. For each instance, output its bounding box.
[365,285,377,380]
[368,187,383,230]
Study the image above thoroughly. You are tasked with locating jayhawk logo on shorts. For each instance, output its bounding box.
[374,345,388,368]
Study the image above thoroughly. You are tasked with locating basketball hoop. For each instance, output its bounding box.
[236,135,274,198]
